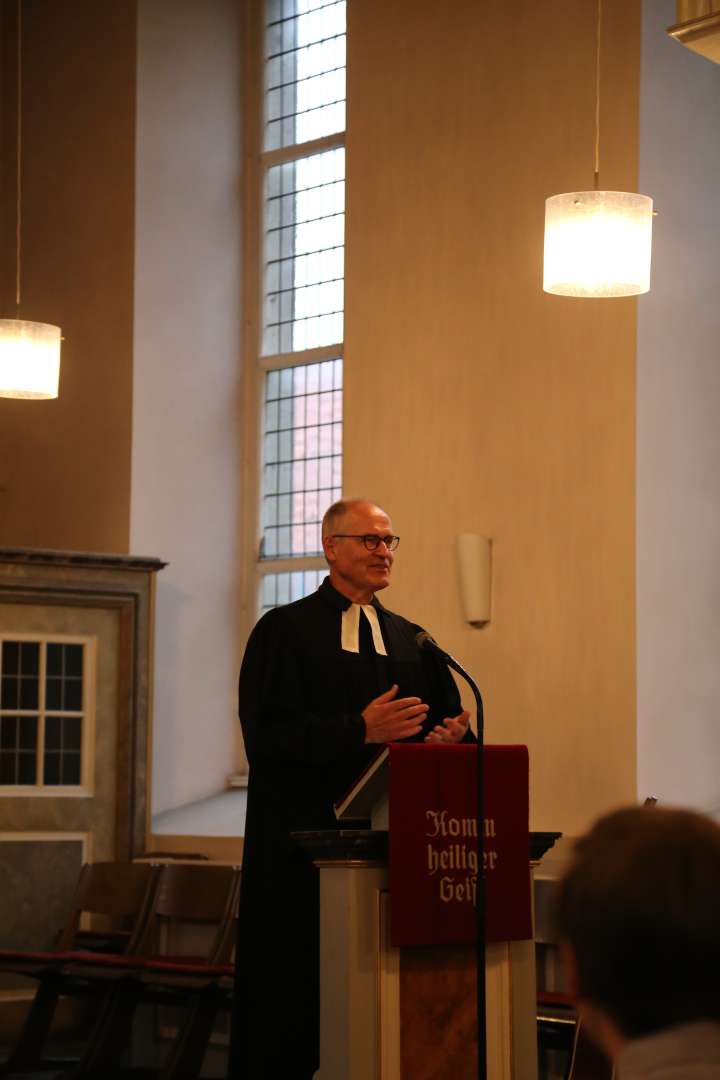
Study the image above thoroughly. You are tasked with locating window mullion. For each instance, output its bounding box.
[37,641,46,786]
[260,342,343,371]
[261,131,345,170]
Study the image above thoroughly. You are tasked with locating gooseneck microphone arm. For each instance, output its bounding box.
[416,631,486,1080]
[415,632,485,737]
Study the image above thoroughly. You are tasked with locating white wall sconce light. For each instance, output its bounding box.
[0,0,61,400]
[543,0,654,298]
[456,534,492,626]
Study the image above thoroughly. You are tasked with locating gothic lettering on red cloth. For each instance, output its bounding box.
[388,744,531,947]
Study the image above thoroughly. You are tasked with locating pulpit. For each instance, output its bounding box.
[295,744,552,1080]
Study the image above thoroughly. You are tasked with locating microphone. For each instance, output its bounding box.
[415,630,452,662]
[416,630,473,688]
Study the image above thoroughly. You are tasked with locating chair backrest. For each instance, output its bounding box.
[57,861,158,952]
[135,863,241,964]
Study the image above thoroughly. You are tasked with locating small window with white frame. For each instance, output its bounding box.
[0,635,95,795]
[250,0,346,616]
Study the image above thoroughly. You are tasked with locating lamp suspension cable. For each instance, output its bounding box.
[593,0,601,190]
[15,0,22,312]
[0,0,62,400]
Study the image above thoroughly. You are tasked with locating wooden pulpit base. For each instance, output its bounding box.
[313,858,538,1080]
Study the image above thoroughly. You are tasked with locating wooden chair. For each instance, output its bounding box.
[567,1019,614,1080]
[0,860,158,1077]
[537,990,615,1080]
[537,989,577,1080]
[117,962,235,1080]
[60,862,241,1079]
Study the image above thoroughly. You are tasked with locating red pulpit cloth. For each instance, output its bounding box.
[388,744,531,947]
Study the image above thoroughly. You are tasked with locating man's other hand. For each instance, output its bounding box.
[362,684,429,744]
[423,710,471,745]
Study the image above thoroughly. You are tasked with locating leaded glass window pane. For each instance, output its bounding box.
[260,568,325,615]
[264,0,346,152]
[261,358,342,559]
[263,148,345,355]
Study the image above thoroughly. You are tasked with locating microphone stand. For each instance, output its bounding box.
[418,635,486,1080]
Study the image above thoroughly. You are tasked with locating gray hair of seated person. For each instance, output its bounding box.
[554,805,720,1039]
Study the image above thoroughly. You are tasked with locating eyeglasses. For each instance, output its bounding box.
[332,534,400,552]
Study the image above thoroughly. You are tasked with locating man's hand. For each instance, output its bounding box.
[363,684,429,744]
[424,710,471,745]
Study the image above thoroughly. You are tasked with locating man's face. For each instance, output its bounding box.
[323,503,395,602]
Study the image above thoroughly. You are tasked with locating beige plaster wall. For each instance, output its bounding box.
[132,0,243,815]
[0,0,136,553]
[345,0,640,835]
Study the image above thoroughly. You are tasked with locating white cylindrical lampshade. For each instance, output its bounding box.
[543,190,653,298]
[0,319,61,399]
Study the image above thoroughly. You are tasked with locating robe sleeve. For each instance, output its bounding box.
[239,607,367,768]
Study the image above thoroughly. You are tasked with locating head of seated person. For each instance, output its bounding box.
[554,805,720,1064]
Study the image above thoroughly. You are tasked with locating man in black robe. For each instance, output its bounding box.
[230,499,473,1079]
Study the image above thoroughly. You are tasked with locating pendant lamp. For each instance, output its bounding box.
[543,0,654,298]
[0,0,61,399]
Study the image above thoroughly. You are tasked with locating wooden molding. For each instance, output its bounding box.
[668,8,720,63]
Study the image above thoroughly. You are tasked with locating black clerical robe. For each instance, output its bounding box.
[230,578,468,1078]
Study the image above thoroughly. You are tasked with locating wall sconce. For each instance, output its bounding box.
[456,534,492,626]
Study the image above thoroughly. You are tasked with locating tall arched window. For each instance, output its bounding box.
[243,0,346,618]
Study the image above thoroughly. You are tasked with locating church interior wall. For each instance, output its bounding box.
[0,0,245,819]
[0,0,718,844]
[0,0,136,553]
[131,0,244,816]
[344,0,639,836]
